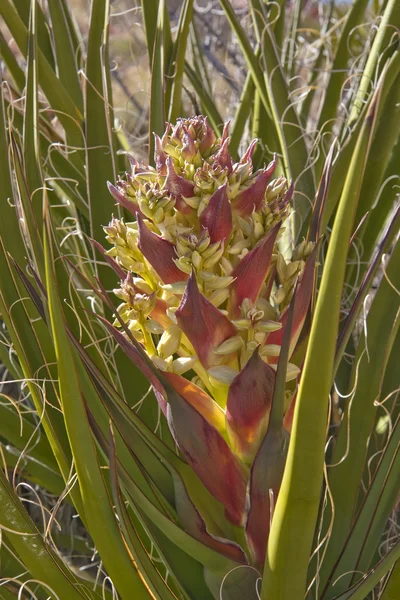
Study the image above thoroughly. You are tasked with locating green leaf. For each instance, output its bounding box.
[0,467,94,600]
[348,0,400,125]
[319,239,400,596]
[85,0,116,244]
[0,0,83,141]
[0,30,25,91]
[43,198,152,598]
[381,561,400,600]
[23,0,44,226]
[149,0,166,164]
[108,425,182,600]
[184,63,223,136]
[141,0,160,66]
[316,0,369,139]
[330,543,400,600]
[261,69,382,600]
[168,0,194,122]
[47,0,83,113]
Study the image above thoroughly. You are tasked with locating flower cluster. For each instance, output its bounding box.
[103,117,316,565]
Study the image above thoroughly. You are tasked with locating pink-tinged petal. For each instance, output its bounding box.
[151,298,171,330]
[280,180,294,208]
[245,429,289,566]
[154,134,167,175]
[226,348,275,462]
[173,475,247,563]
[181,125,196,161]
[199,183,232,243]
[198,117,216,153]
[163,372,225,433]
[221,120,230,143]
[136,212,187,284]
[240,139,258,164]
[213,138,233,174]
[228,222,281,317]
[167,387,248,526]
[233,157,277,216]
[92,239,126,280]
[164,157,195,214]
[266,244,317,357]
[175,272,237,369]
[107,181,138,216]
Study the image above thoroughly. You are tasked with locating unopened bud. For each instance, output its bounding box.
[214,335,244,355]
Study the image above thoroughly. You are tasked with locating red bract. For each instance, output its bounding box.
[226,348,276,462]
[137,212,186,284]
[233,157,277,216]
[176,272,237,369]
[229,222,281,317]
[199,183,233,243]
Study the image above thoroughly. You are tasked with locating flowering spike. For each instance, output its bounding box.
[267,244,317,357]
[136,212,187,284]
[199,183,232,243]
[229,222,281,317]
[164,157,195,214]
[154,134,167,175]
[214,138,233,174]
[164,372,225,432]
[175,271,237,369]
[167,387,247,526]
[233,156,277,216]
[245,428,289,566]
[226,348,275,462]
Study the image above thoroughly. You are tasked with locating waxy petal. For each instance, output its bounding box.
[199,183,232,243]
[181,125,196,161]
[137,212,187,284]
[267,244,317,357]
[213,138,233,174]
[240,139,257,164]
[229,222,281,317]
[245,429,289,566]
[164,157,195,214]
[176,272,237,369]
[154,134,167,175]
[198,117,216,153]
[151,297,171,329]
[163,372,225,433]
[233,157,277,216]
[167,387,248,526]
[226,348,275,462]
[107,181,138,216]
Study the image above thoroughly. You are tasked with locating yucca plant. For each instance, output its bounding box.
[0,1,399,600]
